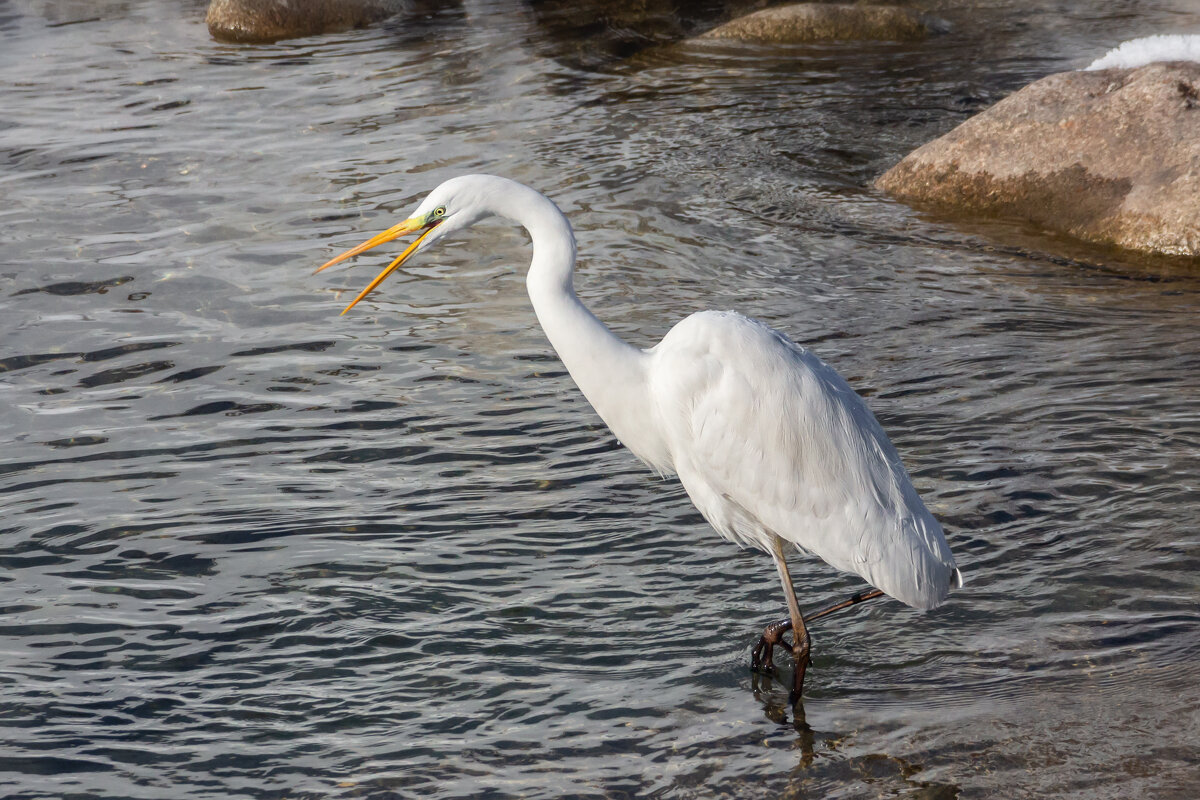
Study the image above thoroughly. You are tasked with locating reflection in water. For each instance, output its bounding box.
[2,1,1199,798]
[520,0,758,69]
[750,675,964,798]
[752,671,802,729]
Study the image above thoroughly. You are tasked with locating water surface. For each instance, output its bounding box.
[2,1,1199,798]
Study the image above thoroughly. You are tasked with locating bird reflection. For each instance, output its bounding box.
[751,669,816,757]
[751,672,964,798]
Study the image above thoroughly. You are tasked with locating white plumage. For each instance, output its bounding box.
[649,310,959,610]
[316,174,961,701]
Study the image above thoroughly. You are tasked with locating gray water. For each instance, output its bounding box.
[3,1,1199,797]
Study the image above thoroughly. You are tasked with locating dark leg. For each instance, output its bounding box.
[804,588,885,624]
[766,537,811,705]
[751,586,886,689]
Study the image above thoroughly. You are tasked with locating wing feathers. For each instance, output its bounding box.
[648,310,958,609]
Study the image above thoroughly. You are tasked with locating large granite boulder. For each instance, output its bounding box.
[876,62,1200,258]
[698,4,939,43]
[206,0,404,43]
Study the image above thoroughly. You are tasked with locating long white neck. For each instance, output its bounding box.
[484,180,669,472]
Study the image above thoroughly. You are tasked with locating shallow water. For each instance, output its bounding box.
[2,1,1199,797]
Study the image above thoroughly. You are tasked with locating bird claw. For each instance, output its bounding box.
[751,638,776,672]
[752,617,813,704]
[751,617,794,672]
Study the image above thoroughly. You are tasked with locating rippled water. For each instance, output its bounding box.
[3,1,1199,797]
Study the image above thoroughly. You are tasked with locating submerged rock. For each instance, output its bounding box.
[876,62,1200,258]
[206,0,404,43]
[698,3,938,43]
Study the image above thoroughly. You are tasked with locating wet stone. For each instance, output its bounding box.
[876,62,1200,258]
[205,0,404,43]
[698,3,942,43]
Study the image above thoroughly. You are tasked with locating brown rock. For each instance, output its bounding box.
[698,4,937,43]
[877,63,1200,258]
[206,0,403,43]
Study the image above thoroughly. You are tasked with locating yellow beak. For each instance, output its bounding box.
[315,217,441,315]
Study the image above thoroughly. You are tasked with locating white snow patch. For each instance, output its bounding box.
[1086,34,1200,70]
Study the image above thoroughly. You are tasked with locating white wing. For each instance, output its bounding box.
[647,310,959,609]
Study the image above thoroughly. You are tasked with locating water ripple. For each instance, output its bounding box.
[2,1,1199,799]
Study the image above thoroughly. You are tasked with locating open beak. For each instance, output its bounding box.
[315,217,441,315]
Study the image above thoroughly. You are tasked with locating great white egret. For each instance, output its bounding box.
[316,174,962,703]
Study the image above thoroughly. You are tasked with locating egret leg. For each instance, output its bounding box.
[805,588,885,623]
[751,586,886,682]
[766,536,810,705]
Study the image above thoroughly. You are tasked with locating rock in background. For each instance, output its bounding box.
[206,0,405,43]
[698,4,942,43]
[877,62,1200,258]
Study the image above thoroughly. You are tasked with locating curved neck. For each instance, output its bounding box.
[485,180,668,472]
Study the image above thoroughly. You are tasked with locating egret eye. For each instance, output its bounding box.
[433,206,446,217]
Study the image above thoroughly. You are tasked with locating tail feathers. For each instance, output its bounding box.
[953,567,965,589]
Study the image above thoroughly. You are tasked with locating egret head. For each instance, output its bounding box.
[315,175,503,314]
